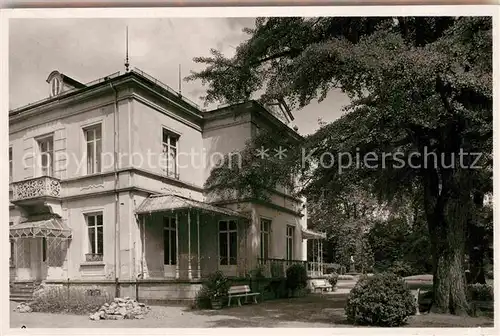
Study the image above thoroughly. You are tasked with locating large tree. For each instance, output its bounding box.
[188,17,492,315]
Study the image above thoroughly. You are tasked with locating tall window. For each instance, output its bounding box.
[260,218,271,260]
[84,125,102,174]
[86,213,103,260]
[9,147,12,182]
[286,225,295,260]
[42,237,47,262]
[9,222,14,266]
[163,217,177,265]
[38,137,53,176]
[219,220,237,265]
[162,128,179,178]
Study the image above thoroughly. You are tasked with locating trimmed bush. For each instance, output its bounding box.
[345,273,416,327]
[286,263,308,296]
[30,286,112,314]
[327,273,339,288]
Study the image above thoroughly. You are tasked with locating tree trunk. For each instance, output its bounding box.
[428,195,470,315]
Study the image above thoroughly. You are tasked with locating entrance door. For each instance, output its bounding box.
[34,238,48,280]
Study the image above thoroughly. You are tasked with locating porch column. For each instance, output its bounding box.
[175,212,179,279]
[187,209,192,280]
[197,211,201,279]
[320,240,323,275]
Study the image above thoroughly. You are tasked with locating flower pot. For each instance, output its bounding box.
[211,298,223,310]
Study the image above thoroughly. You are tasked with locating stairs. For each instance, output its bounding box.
[10,281,39,302]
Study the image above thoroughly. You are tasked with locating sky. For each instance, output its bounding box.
[9,18,350,135]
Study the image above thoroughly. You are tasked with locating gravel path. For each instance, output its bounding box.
[9,301,333,328]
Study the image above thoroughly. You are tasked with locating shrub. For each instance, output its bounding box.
[192,271,230,309]
[286,263,308,296]
[30,286,112,314]
[327,273,339,288]
[345,273,416,327]
[388,260,414,277]
[192,285,212,309]
[468,283,494,301]
[248,266,265,279]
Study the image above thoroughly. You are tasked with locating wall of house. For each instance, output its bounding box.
[63,194,116,280]
[9,93,121,182]
[131,99,204,188]
[202,111,252,183]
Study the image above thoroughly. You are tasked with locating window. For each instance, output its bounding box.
[162,128,179,178]
[260,218,271,260]
[84,125,102,174]
[9,222,14,266]
[219,220,237,265]
[38,137,54,176]
[286,225,295,260]
[86,213,103,260]
[9,147,12,182]
[42,237,47,262]
[163,217,177,265]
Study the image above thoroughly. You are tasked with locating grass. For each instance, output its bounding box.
[30,286,112,315]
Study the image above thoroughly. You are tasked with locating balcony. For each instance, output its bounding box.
[11,176,61,203]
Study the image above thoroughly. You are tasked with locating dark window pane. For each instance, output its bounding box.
[163,129,168,144]
[96,140,102,173]
[219,232,228,265]
[97,215,103,226]
[97,226,103,254]
[95,126,102,140]
[170,229,177,265]
[87,142,94,174]
[219,221,227,231]
[229,220,237,231]
[229,231,237,265]
[88,227,96,254]
[164,230,170,264]
[87,216,95,227]
[86,129,94,141]
[42,238,47,262]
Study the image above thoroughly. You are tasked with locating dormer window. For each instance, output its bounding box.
[50,76,62,96]
[46,70,86,97]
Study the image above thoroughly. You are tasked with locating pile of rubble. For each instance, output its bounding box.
[89,297,151,321]
[14,302,32,313]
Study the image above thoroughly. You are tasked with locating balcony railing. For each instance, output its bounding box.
[258,258,328,278]
[11,176,61,202]
[85,253,103,262]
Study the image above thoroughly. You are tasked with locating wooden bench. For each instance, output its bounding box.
[227,285,260,307]
[471,300,494,316]
[311,279,333,293]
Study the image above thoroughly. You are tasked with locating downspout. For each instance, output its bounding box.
[109,81,120,297]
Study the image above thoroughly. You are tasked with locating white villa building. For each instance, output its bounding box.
[8,68,325,301]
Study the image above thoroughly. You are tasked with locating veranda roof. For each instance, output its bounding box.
[10,215,72,239]
[302,228,326,240]
[135,194,249,218]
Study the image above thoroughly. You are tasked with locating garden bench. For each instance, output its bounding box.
[227,285,260,307]
[471,300,493,316]
[311,279,333,293]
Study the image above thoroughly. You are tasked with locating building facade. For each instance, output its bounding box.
[8,69,325,300]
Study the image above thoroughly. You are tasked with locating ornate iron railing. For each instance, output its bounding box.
[11,176,61,201]
[257,258,329,278]
[85,253,103,262]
